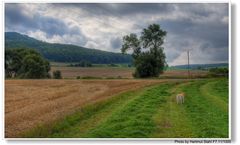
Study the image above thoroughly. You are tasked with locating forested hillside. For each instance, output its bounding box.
[172,63,228,70]
[5,32,132,64]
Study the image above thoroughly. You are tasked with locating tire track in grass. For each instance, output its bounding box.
[181,80,228,138]
[205,79,228,103]
[83,83,175,138]
[151,81,198,138]
[152,79,228,138]
[200,79,228,113]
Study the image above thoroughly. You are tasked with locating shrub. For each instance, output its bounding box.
[81,76,102,79]
[108,63,118,67]
[70,60,92,67]
[53,70,62,79]
[208,67,228,77]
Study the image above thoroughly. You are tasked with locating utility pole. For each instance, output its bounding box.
[187,50,190,79]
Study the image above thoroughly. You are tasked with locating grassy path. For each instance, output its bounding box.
[179,79,228,138]
[24,79,229,138]
[151,82,197,138]
[84,83,173,138]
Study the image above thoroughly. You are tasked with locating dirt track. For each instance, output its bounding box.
[5,79,170,138]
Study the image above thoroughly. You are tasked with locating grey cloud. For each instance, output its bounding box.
[158,8,228,64]
[52,3,175,17]
[5,3,82,37]
[5,4,35,30]
[110,37,122,49]
[5,3,229,65]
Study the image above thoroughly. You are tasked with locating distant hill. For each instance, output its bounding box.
[171,63,228,70]
[5,32,132,64]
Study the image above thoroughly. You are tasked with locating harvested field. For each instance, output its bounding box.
[50,67,134,78]
[160,70,208,78]
[5,79,171,138]
[50,66,208,79]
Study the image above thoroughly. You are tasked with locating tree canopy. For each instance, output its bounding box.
[121,24,167,78]
[5,48,50,79]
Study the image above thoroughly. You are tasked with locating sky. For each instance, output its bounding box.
[5,3,229,66]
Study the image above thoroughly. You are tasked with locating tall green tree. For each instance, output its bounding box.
[20,54,50,78]
[122,24,167,78]
[5,48,50,79]
[5,49,22,77]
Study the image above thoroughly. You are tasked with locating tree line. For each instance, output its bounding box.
[69,61,92,67]
[208,67,228,77]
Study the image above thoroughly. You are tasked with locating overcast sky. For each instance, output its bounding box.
[5,3,229,66]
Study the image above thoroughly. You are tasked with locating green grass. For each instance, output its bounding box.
[180,79,228,138]
[84,84,173,138]
[23,79,229,138]
[152,79,228,138]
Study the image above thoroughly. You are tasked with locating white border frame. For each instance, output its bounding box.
[2,0,231,142]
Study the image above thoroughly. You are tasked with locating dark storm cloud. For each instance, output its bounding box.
[5,3,82,37]
[52,3,174,17]
[110,37,122,49]
[5,3,229,65]
[158,5,228,64]
[161,18,228,45]
[5,4,35,31]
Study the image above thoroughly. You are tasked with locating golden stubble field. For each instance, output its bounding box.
[5,79,171,138]
[51,66,208,79]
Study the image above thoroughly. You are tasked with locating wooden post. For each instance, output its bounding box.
[187,50,190,79]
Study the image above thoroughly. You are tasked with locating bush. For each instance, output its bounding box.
[81,76,102,79]
[76,76,81,79]
[108,63,118,67]
[105,77,115,79]
[70,60,92,67]
[53,70,62,79]
[208,67,228,77]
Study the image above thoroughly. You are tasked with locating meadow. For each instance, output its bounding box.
[5,62,229,138]
[5,77,229,138]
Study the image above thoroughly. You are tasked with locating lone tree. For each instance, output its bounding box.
[121,24,167,78]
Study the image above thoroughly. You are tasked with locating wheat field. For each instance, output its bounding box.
[5,79,169,137]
